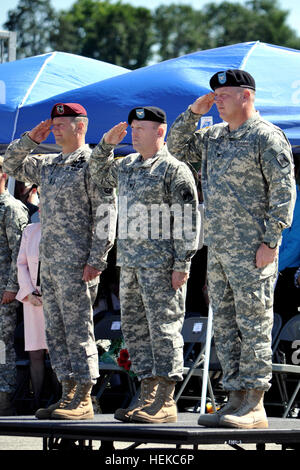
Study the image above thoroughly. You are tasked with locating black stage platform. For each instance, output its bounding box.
[0,413,300,452]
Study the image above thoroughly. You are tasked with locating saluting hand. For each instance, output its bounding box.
[190,93,215,115]
[28,119,52,144]
[104,122,128,145]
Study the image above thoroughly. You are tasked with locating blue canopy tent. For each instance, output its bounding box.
[12,41,300,148]
[0,51,129,145]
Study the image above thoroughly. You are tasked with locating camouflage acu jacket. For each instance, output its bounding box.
[167,108,296,257]
[3,133,116,272]
[89,140,200,272]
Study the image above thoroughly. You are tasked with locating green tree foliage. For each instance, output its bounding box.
[2,0,300,65]
[201,0,300,50]
[3,0,58,58]
[50,0,154,69]
[152,5,210,61]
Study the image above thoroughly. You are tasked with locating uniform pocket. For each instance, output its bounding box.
[251,276,274,312]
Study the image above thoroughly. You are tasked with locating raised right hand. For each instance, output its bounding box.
[104,122,128,145]
[28,119,52,144]
[190,93,215,115]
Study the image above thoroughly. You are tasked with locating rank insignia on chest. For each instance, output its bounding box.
[70,156,86,169]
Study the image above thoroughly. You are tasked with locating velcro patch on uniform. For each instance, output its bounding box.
[180,186,194,203]
[276,153,290,168]
[103,187,113,195]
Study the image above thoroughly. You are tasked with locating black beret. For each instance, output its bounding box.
[51,103,87,119]
[128,106,167,125]
[210,69,256,91]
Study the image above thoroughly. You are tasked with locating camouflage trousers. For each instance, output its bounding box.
[40,263,99,385]
[119,266,186,382]
[207,248,276,392]
[0,296,18,393]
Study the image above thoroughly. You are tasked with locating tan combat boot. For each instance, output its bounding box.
[131,377,177,423]
[220,389,268,429]
[114,377,159,422]
[51,383,94,420]
[35,379,76,419]
[198,390,246,427]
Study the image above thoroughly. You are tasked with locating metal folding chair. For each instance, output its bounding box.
[93,314,137,407]
[175,311,221,412]
[271,314,300,417]
[272,312,283,347]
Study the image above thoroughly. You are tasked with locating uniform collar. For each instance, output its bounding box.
[221,111,260,139]
[136,144,168,167]
[59,144,91,164]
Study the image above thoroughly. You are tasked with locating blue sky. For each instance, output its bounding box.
[1,0,300,34]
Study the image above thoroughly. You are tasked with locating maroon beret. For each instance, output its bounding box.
[51,103,87,119]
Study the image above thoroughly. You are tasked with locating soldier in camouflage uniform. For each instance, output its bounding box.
[0,156,29,415]
[167,70,296,429]
[3,103,116,420]
[89,106,200,423]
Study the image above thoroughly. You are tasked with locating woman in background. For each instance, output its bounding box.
[16,215,47,410]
